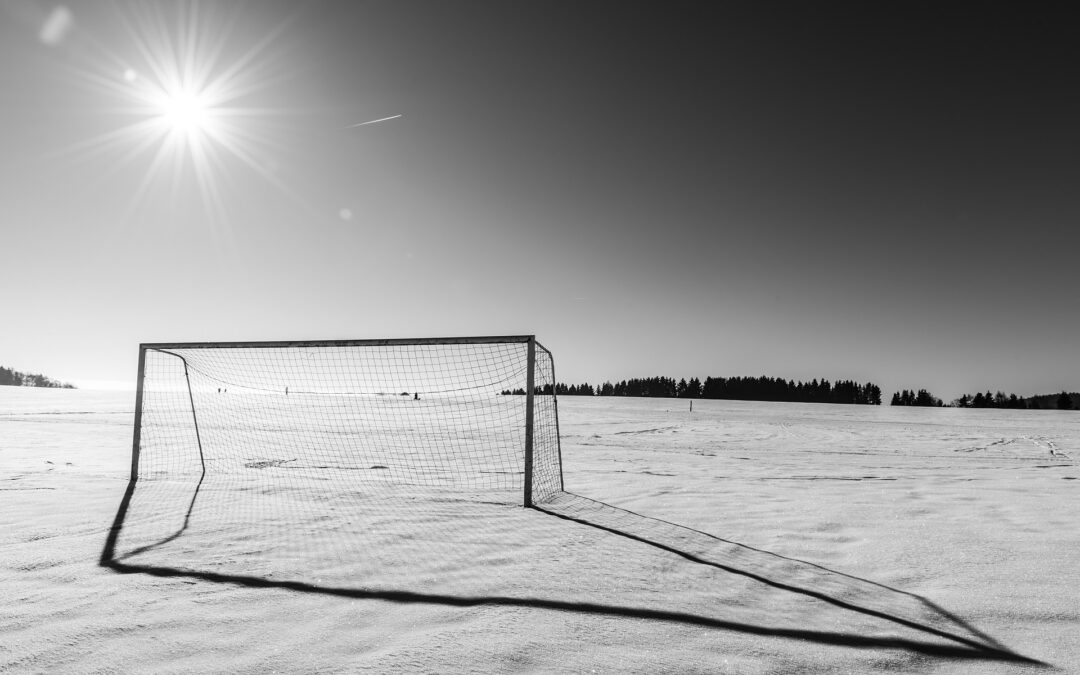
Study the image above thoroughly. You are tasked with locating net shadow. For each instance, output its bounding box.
[533,492,1043,665]
[99,481,1045,666]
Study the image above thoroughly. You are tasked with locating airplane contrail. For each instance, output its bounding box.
[346,114,403,128]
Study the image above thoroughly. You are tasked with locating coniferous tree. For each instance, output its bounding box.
[686,377,701,399]
[914,389,942,406]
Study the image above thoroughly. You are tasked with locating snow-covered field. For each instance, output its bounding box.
[2,386,1077,673]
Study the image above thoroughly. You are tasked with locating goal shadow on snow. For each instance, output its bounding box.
[100,481,1045,667]
[533,492,1045,665]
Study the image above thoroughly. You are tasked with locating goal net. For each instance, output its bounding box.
[104,336,565,585]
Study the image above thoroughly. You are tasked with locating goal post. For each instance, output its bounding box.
[127,335,563,507]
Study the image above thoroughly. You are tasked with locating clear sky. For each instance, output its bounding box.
[1,0,1078,399]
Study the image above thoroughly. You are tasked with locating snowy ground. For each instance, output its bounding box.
[1,387,1077,673]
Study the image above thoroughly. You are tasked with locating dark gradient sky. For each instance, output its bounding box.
[1,1,1078,398]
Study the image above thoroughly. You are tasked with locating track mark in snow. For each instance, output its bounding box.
[0,487,57,490]
[955,436,1073,459]
[761,475,899,481]
[244,458,297,469]
[0,410,120,416]
[1034,436,1071,459]
[613,426,679,435]
[956,438,1013,453]
[609,469,676,476]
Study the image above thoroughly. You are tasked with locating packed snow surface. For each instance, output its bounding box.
[1,387,1077,673]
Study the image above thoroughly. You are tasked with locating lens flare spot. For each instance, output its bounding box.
[39,6,74,46]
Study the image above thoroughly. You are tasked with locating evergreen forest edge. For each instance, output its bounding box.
[0,365,75,389]
[503,375,1080,410]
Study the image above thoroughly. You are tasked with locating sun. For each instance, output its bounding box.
[57,1,297,227]
[156,85,213,138]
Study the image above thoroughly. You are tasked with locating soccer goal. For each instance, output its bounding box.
[127,335,563,507]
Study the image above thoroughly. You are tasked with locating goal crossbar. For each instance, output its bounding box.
[137,335,538,350]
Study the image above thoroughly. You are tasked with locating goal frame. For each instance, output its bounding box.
[128,334,561,508]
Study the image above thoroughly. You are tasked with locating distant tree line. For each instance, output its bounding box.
[890,389,944,407]
[0,365,75,389]
[951,391,1027,409]
[1032,392,1080,410]
[951,390,1078,410]
[698,377,882,405]
[967,388,1080,410]
[889,388,1080,410]
[504,375,883,405]
[502,379,1079,411]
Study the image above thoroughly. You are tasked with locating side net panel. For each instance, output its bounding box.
[110,340,563,590]
[531,344,562,503]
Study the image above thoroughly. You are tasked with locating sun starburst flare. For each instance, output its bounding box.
[55,1,301,230]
